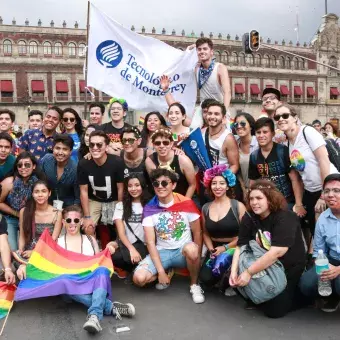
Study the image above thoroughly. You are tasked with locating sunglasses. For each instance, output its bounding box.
[152,180,171,188]
[153,140,171,147]
[65,218,81,224]
[274,113,291,121]
[62,117,76,123]
[89,142,104,149]
[122,138,137,145]
[234,121,247,129]
[17,162,32,169]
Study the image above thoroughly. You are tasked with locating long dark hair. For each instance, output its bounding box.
[13,151,45,180]
[78,124,100,159]
[22,180,50,246]
[140,111,167,146]
[122,174,151,221]
[61,108,84,137]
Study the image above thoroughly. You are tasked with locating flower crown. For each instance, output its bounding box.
[151,128,173,141]
[203,164,236,188]
[109,97,128,111]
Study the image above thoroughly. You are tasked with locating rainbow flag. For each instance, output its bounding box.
[138,116,145,125]
[15,230,114,302]
[229,117,235,130]
[0,283,15,319]
[143,193,200,219]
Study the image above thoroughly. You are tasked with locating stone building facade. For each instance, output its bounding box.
[0,13,339,127]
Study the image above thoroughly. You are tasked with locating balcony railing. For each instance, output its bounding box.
[327,99,340,104]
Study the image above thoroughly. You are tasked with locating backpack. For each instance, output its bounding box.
[302,126,340,172]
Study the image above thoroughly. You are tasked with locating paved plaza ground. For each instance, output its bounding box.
[2,276,340,340]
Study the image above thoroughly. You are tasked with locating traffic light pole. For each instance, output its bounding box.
[261,43,340,72]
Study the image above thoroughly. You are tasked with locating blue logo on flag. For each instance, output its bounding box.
[96,40,123,68]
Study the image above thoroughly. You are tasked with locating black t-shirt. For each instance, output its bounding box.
[100,122,132,143]
[238,210,306,277]
[248,143,293,202]
[77,155,124,202]
[0,216,7,235]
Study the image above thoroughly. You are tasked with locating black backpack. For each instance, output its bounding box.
[302,126,340,171]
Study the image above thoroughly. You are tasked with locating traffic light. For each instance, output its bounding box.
[249,30,260,52]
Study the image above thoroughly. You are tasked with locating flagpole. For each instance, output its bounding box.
[84,1,91,120]
[0,302,13,336]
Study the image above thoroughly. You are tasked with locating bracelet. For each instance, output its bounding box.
[224,244,229,251]
[4,268,12,272]
[84,216,92,219]
[246,268,253,277]
[163,88,170,94]
[295,205,304,208]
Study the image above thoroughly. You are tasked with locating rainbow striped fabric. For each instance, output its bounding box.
[0,283,15,319]
[15,229,114,302]
[138,116,145,125]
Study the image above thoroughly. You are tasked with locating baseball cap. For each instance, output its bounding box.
[262,88,281,101]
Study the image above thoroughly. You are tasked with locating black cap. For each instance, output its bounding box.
[323,173,340,189]
[262,87,281,101]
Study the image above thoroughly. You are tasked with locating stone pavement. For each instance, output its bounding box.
[2,276,340,340]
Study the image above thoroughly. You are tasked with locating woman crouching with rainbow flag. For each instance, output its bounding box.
[16,205,135,334]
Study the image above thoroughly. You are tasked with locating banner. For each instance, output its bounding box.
[87,4,198,113]
[179,128,212,171]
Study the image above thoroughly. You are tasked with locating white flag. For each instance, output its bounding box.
[87,3,198,114]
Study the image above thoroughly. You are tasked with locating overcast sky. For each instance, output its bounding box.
[2,0,340,43]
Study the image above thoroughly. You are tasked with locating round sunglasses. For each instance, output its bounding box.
[152,180,171,188]
[65,218,81,224]
[234,121,247,129]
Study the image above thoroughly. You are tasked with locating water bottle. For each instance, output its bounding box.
[315,249,332,297]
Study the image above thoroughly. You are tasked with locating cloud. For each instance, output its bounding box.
[2,0,340,43]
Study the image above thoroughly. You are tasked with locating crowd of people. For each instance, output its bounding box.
[0,37,340,334]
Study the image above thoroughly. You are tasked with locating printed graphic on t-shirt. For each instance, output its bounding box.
[107,133,121,143]
[156,211,187,241]
[209,146,220,166]
[128,211,142,224]
[290,149,306,172]
[88,176,112,199]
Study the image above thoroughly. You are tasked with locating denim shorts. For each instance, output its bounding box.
[135,246,189,276]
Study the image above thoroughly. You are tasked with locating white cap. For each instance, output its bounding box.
[318,249,324,254]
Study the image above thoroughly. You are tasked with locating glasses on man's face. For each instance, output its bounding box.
[122,138,137,145]
[323,188,340,196]
[273,113,291,122]
[153,140,171,147]
[89,142,104,149]
[262,95,277,102]
[17,162,32,169]
[234,121,247,129]
[62,117,76,123]
[152,180,171,188]
[65,218,81,224]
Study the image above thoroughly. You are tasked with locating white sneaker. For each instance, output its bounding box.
[113,301,136,319]
[190,284,205,304]
[224,286,237,297]
[83,315,102,334]
[155,282,170,290]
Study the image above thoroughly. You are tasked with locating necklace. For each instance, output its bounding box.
[209,126,223,138]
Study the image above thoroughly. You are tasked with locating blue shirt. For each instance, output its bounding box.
[18,128,54,162]
[68,133,80,163]
[40,153,80,207]
[0,154,15,181]
[313,208,340,261]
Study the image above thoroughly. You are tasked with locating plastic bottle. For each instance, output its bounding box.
[315,249,332,297]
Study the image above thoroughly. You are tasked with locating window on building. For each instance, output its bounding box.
[294,57,299,69]
[68,43,76,57]
[307,87,316,102]
[255,54,261,67]
[29,41,38,55]
[280,85,290,101]
[78,43,86,57]
[56,80,69,97]
[222,51,228,63]
[231,52,238,65]
[294,86,302,102]
[239,53,246,66]
[214,51,221,62]
[271,55,277,68]
[43,41,52,55]
[234,84,245,100]
[18,40,27,55]
[54,42,62,56]
[280,56,285,68]
[3,40,12,55]
[0,80,14,98]
[31,80,45,98]
[286,57,291,69]
[264,55,270,67]
[250,84,261,100]
[330,87,340,100]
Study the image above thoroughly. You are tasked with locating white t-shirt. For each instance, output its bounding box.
[142,199,200,250]
[289,125,338,192]
[57,235,95,256]
[113,202,144,244]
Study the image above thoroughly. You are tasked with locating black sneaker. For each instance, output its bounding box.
[321,299,340,313]
[112,302,136,320]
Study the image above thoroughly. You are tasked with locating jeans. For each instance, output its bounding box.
[299,258,340,298]
[67,288,113,320]
[5,215,19,251]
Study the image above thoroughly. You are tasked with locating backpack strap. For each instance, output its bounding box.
[204,128,214,166]
[230,199,240,226]
[302,126,311,147]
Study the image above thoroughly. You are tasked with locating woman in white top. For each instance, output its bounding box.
[274,103,338,243]
[324,122,340,147]
[17,205,135,335]
[233,112,258,194]
[107,174,150,275]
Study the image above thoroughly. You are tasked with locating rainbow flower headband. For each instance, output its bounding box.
[203,164,236,188]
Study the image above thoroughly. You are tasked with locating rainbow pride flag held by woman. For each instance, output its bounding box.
[15,229,114,302]
[0,283,15,319]
[143,193,200,219]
